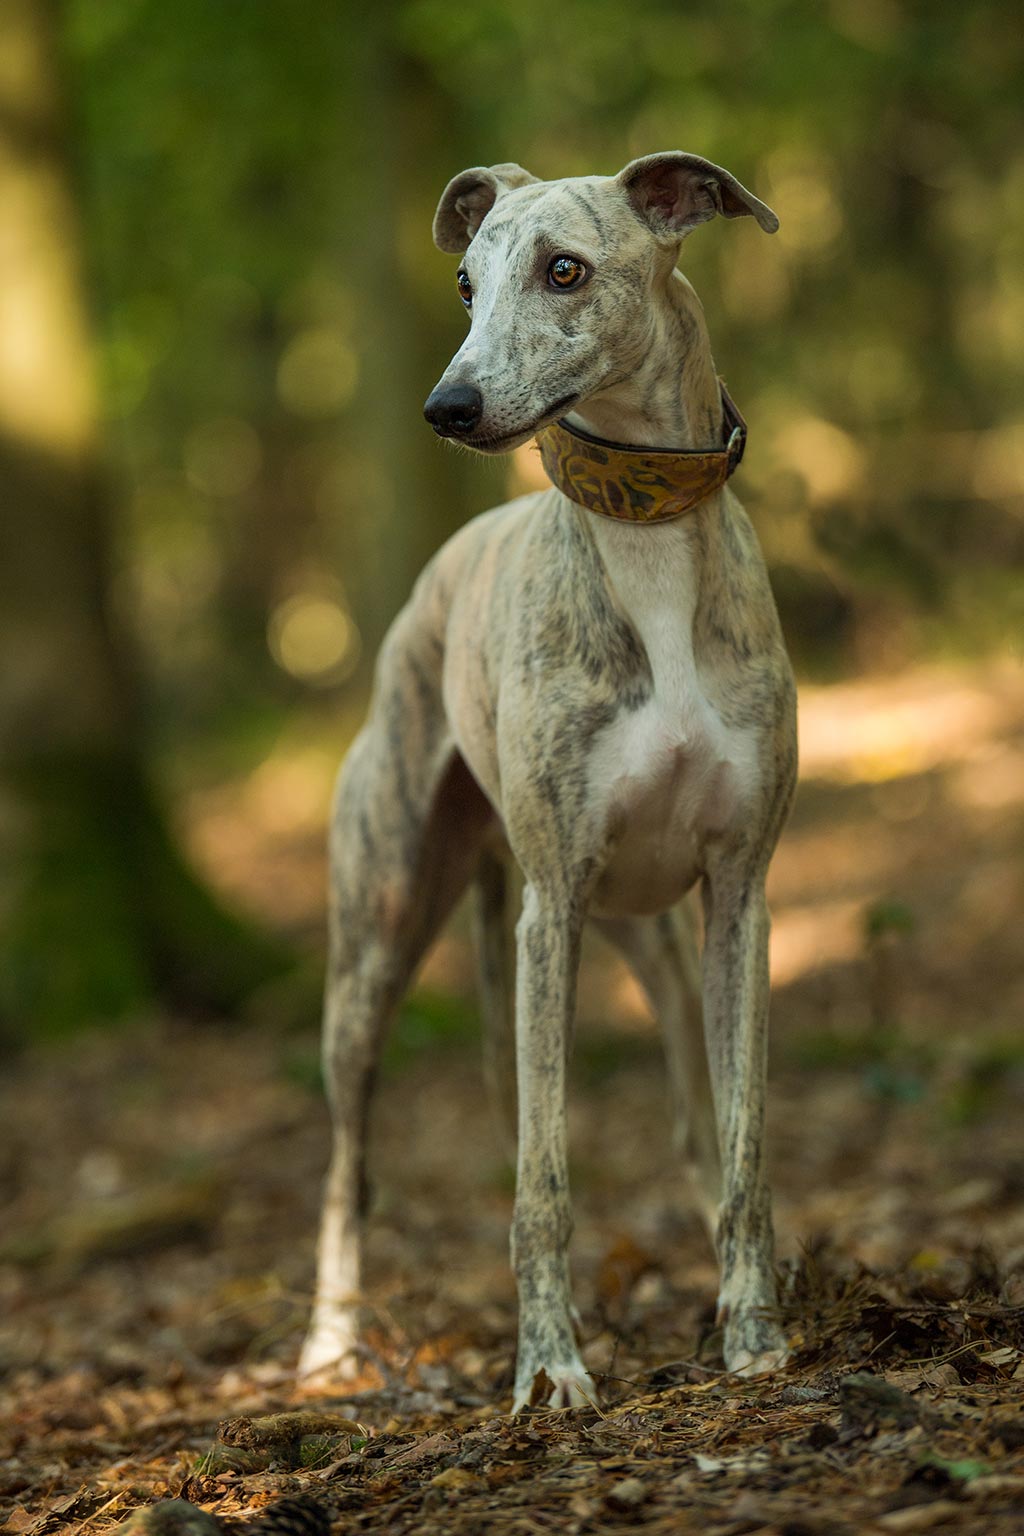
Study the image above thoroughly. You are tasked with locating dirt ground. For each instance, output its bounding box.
[2,659,1023,1534]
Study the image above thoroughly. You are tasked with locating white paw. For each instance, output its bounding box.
[512,1362,598,1413]
[728,1342,789,1378]
[723,1310,789,1379]
[298,1315,361,1382]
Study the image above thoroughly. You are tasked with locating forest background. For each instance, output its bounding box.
[2,0,1021,1035]
[3,5,1024,1531]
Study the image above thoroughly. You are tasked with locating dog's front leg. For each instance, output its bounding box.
[510,881,594,1411]
[701,859,788,1376]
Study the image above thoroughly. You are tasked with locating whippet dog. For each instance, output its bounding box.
[301,153,796,1410]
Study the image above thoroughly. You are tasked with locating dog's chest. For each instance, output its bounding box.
[583,534,759,915]
[588,685,756,915]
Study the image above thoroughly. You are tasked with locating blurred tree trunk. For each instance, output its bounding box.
[214,23,486,679]
[217,300,303,688]
[339,4,494,657]
[0,0,286,1040]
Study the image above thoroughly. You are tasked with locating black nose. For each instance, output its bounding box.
[423,382,484,437]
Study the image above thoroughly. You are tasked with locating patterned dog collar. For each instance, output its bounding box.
[535,380,747,523]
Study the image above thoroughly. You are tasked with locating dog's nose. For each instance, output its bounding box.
[423,382,484,437]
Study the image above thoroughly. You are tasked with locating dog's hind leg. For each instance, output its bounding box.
[472,843,519,1160]
[594,903,721,1234]
[300,638,494,1381]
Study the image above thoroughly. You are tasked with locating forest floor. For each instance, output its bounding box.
[2,658,1024,1535]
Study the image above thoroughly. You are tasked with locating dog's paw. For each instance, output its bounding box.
[297,1315,361,1383]
[512,1362,598,1413]
[722,1313,789,1379]
[727,1341,789,1378]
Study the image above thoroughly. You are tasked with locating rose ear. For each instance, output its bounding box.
[618,151,778,241]
[432,162,539,254]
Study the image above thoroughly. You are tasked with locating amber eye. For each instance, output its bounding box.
[457,270,473,306]
[548,255,587,289]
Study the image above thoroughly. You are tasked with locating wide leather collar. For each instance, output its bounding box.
[534,380,747,523]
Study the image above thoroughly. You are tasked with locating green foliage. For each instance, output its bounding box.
[918,1451,992,1484]
[62,0,1024,714]
[280,988,479,1091]
[861,1059,928,1106]
[10,1,1016,1037]
[865,899,917,941]
[298,1435,340,1469]
[786,1021,934,1093]
[575,1030,660,1086]
[385,990,479,1068]
[942,1037,1024,1126]
[785,1020,1024,1125]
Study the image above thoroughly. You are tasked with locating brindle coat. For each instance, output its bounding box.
[300,153,797,1409]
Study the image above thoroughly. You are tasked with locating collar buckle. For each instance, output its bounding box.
[725,422,745,471]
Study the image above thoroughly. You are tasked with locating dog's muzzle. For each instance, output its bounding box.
[423,382,484,439]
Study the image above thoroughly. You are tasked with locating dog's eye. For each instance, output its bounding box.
[548,256,587,290]
[457,270,473,306]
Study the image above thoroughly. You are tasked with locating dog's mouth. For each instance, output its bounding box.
[440,393,580,455]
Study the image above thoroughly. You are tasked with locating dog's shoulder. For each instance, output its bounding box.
[412,488,556,613]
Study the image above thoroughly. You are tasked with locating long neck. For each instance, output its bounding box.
[566,269,723,451]
[560,270,726,695]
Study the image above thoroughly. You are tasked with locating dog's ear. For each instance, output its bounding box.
[618,152,778,240]
[433,163,539,253]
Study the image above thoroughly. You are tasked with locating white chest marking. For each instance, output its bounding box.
[589,693,756,916]
[585,519,757,916]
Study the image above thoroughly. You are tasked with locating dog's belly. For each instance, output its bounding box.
[589,703,756,918]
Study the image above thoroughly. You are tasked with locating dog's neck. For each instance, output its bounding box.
[565,269,723,453]
[557,269,730,696]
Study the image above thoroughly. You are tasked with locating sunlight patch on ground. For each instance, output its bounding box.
[181,659,1023,993]
[798,660,1023,785]
[952,739,1024,810]
[768,898,864,987]
[185,740,338,935]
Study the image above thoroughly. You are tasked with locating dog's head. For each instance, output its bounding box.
[423,153,778,454]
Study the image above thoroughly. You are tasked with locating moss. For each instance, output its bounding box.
[298,1434,342,1468]
[0,748,293,1039]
